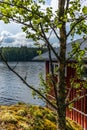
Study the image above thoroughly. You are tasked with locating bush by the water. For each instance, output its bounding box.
[0,103,83,130]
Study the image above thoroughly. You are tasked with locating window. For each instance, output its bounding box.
[81,64,87,80]
[83,65,87,80]
[49,62,67,76]
[53,63,59,74]
[49,62,59,75]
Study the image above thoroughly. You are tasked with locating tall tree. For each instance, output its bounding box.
[0,0,87,130]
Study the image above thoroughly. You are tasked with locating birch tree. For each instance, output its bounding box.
[0,0,87,130]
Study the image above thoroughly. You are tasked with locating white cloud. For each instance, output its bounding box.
[1,30,13,37]
[0,21,22,34]
[0,36,3,44]
[0,31,34,47]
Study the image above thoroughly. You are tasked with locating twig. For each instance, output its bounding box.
[40,23,61,62]
[48,45,59,108]
[65,86,73,103]
[12,61,18,70]
[66,93,87,106]
[66,0,70,11]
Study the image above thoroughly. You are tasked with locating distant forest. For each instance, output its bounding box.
[0,47,47,61]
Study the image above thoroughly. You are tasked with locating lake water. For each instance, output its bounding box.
[0,62,45,106]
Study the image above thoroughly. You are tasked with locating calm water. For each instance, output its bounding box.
[0,62,45,105]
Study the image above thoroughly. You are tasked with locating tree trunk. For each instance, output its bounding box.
[57,33,66,130]
[56,0,66,130]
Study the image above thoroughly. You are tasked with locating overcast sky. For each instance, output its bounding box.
[0,0,86,47]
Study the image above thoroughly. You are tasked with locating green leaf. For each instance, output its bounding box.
[82,6,87,14]
[2,16,9,23]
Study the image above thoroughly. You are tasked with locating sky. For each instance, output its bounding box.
[0,0,86,47]
[0,0,50,47]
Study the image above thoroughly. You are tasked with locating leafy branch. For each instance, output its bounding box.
[67,15,87,37]
[66,37,87,62]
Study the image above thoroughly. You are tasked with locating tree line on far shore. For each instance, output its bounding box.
[0,46,47,61]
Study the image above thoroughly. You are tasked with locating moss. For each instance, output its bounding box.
[17,109,27,116]
[0,103,83,130]
[1,112,17,124]
[43,119,56,130]
[66,118,83,130]
[18,121,29,129]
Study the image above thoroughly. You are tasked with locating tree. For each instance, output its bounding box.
[0,0,87,130]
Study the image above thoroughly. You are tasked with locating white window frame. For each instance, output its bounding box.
[49,62,67,77]
[81,64,87,80]
[49,62,59,75]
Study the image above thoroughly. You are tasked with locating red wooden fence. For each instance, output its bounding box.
[66,89,87,130]
[66,63,87,130]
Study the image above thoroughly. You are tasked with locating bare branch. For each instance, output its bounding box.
[66,93,87,106]
[66,0,70,11]
[40,23,61,62]
[46,93,56,100]
[47,45,59,108]
[50,25,60,40]
[48,30,53,40]
[65,86,73,103]
[12,61,18,70]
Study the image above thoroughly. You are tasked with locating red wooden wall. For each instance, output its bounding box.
[46,61,87,130]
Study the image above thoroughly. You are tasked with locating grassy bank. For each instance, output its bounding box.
[0,103,83,130]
